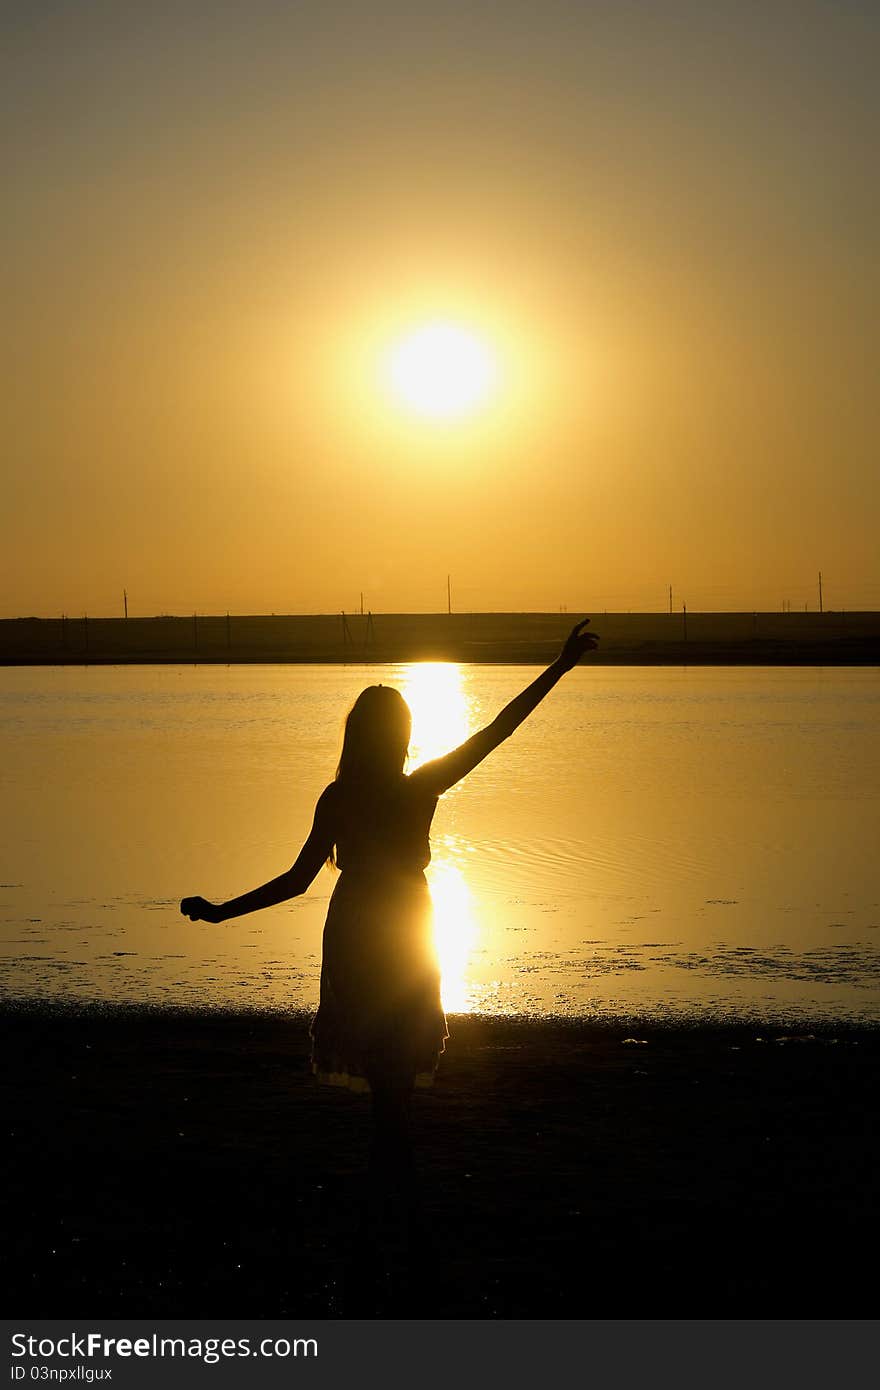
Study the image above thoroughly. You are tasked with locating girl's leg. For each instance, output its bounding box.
[368,1074,415,1192]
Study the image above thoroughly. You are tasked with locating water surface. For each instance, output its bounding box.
[2,663,878,1022]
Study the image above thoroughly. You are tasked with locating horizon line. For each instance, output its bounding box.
[3,607,878,622]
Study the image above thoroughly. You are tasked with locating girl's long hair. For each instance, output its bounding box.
[327,685,412,868]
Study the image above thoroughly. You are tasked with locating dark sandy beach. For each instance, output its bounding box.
[3,1007,877,1319]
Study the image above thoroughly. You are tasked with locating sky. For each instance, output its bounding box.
[3,0,878,616]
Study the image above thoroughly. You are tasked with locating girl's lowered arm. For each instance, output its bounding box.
[180,784,336,924]
[411,618,598,796]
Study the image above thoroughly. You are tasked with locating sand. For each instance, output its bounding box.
[3,1006,877,1318]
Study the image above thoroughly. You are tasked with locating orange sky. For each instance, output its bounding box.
[4,1,878,616]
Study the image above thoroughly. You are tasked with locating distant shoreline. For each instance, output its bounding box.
[2,610,878,666]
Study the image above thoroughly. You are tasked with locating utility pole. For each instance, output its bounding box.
[360,592,364,617]
[226,611,231,651]
[818,571,823,614]
[123,589,128,619]
[669,584,673,616]
[682,603,688,643]
[447,574,452,615]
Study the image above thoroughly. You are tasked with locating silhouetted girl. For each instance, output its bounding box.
[181,619,598,1186]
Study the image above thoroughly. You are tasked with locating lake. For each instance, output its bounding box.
[1,663,878,1022]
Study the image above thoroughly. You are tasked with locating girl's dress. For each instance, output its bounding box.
[310,774,448,1092]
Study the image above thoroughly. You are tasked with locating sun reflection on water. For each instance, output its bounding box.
[399,663,479,1012]
[428,858,478,1014]
[400,661,472,768]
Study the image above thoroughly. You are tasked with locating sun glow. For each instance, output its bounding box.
[384,321,498,420]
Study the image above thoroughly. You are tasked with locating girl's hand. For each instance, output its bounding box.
[557,617,599,671]
[180,896,224,923]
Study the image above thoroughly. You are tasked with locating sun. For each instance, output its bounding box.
[384,321,498,420]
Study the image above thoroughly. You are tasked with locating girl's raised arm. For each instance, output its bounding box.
[180,783,337,923]
[410,618,598,797]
